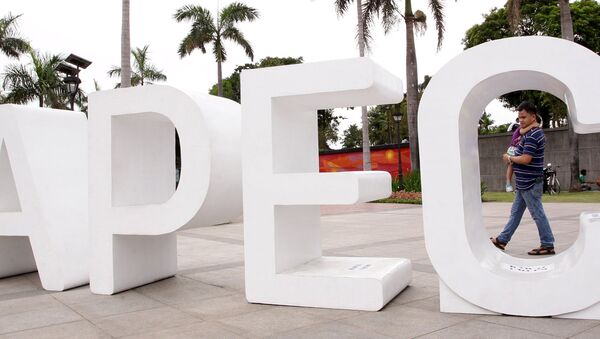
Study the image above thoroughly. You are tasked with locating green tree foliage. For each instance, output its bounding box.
[463,0,600,128]
[342,124,362,149]
[0,13,31,59]
[478,112,511,135]
[108,45,167,87]
[209,56,303,102]
[174,2,259,97]
[367,103,407,145]
[2,52,68,108]
[319,109,344,151]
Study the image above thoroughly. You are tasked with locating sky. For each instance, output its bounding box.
[1,0,514,147]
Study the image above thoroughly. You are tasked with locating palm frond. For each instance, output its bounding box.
[220,2,259,27]
[2,51,65,107]
[428,0,445,50]
[177,27,212,57]
[222,26,254,60]
[107,66,122,77]
[0,13,31,58]
[363,0,398,35]
[0,37,31,58]
[174,4,212,23]
[175,5,216,59]
[132,45,149,75]
[213,38,227,63]
[334,0,354,16]
[143,65,167,82]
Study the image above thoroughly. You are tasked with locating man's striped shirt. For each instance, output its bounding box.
[513,127,545,191]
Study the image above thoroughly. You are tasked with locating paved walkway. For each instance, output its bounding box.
[1,202,600,338]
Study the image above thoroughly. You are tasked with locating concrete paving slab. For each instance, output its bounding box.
[479,314,599,338]
[134,276,233,306]
[91,306,199,338]
[0,320,109,339]
[338,303,477,338]
[270,320,391,339]
[571,324,600,339]
[218,307,328,338]
[52,287,163,319]
[1,202,599,338]
[418,319,560,339]
[122,321,245,339]
[174,294,268,321]
[0,295,82,335]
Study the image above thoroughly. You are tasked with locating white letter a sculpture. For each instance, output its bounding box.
[0,105,88,291]
[241,58,412,311]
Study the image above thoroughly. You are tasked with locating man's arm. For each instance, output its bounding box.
[503,153,532,165]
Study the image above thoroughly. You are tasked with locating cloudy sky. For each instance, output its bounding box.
[1,0,513,146]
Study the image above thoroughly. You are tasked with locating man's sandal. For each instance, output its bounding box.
[490,237,506,251]
[527,246,555,255]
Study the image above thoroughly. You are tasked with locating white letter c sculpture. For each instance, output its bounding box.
[419,37,600,319]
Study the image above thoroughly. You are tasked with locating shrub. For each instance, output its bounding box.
[403,171,421,193]
[391,178,402,192]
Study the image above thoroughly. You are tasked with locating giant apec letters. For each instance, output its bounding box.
[241,58,412,311]
[89,85,241,295]
[0,105,88,291]
[419,36,600,319]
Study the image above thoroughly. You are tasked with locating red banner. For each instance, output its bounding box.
[319,145,411,178]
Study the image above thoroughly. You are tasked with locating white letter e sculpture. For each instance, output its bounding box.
[419,36,600,319]
[241,58,412,311]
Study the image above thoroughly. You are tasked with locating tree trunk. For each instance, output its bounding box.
[559,0,579,191]
[121,0,132,88]
[405,0,420,171]
[559,0,574,41]
[356,0,371,170]
[217,59,223,97]
[38,95,43,107]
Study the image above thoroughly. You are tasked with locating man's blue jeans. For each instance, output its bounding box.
[497,181,555,247]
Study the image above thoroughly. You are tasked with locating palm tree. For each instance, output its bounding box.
[174,2,259,97]
[363,0,447,171]
[0,13,31,59]
[108,45,167,87]
[507,0,579,191]
[334,0,373,170]
[2,52,66,108]
[121,0,132,88]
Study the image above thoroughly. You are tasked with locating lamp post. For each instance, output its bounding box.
[56,54,91,111]
[63,75,81,111]
[393,109,404,190]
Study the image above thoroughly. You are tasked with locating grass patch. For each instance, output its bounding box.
[483,191,600,203]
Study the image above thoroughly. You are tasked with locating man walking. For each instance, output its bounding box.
[491,101,555,255]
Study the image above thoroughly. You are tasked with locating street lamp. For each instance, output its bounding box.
[56,54,91,111]
[63,75,81,110]
[393,108,404,190]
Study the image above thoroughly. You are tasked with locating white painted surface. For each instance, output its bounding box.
[89,85,242,294]
[241,58,412,311]
[0,105,88,291]
[419,36,600,318]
